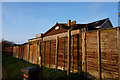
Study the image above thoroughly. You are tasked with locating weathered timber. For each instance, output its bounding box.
[19,46,20,59]
[28,44,30,62]
[44,41,46,66]
[36,42,38,64]
[117,28,120,80]
[50,40,56,67]
[4,26,120,79]
[56,36,59,69]
[97,30,102,79]
[100,29,118,79]
[32,44,34,63]
[49,40,51,68]
[67,20,71,76]
[22,45,24,60]
[77,34,80,73]
[82,28,87,74]
[43,29,80,41]
[72,36,74,72]
[39,41,42,68]
[63,37,65,70]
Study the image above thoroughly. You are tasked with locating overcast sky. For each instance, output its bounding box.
[2,2,118,44]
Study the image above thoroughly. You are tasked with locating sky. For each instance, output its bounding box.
[1,0,120,2]
[2,2,118,44]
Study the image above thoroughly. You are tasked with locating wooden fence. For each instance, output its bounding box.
[3,27,120,79]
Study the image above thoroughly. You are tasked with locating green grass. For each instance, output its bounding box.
[2,55,39,80]
[2,55,90,80]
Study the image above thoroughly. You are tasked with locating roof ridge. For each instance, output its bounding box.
[87,18,109,24]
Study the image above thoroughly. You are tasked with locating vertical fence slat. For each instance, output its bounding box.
[36,42,38,64]
[63,37,65,70]
[20,46,21,59]
[32,44,34,63]
[15,46,17,58]
[117,28,120,80]
[22,45,24,60]
[49,40,51,68]
[77,34,80,73]
[28,44,30,62]
[44,41,46,67]
[56,36,59,69]
[12,46,13,57]
[72,36,74,72]
[82,28,87,74]
[39,41,42,68]
[97,30,101,79]
[19,46,20,59]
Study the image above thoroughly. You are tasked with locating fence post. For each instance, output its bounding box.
[44,41,46,67]
[49,40,51,68]
[82,28,87,74]
[63,37,65,70]
[117,28,120,80]
[72,36,74,72]
[39,41,42,68]
[97,30,102,80]
[67,20,71,75]
[56,36,59,69]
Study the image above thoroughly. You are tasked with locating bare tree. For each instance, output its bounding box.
[1,39,16,52]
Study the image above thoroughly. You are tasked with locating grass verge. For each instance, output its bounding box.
[2,55,90,80]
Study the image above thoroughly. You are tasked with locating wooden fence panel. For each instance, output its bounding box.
[45,41,50,67]
[58,37,64,70]
[117,28,120,80]
[50,40,56,68]
[19,46,23,59]
[49,40,51,68]
[86,31,98,78]
[101,29,118,79]
[29,45,33,63]
[33,43,37,64]
[13,46,16,57]
[3,27,120,79]
[79,34,82,72]
[23,45,25,61]
[41,41,45,66]
[16,46,19,58]
[64,37,68,70]
[23,44,28,61]
[6,47,13,56]
[73,35,78,72]
[73,34,79,72]
[18,46,20,59]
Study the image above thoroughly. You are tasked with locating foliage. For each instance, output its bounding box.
[1,39,16,51]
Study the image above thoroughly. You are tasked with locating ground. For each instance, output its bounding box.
[2,55,90,80]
